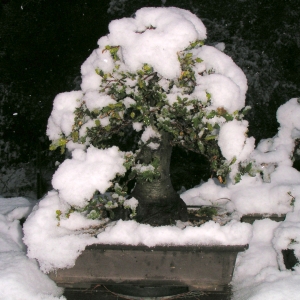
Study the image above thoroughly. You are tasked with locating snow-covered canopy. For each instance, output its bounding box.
[45,7,252,211]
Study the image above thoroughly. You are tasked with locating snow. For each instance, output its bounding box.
[123,96,136,108]
[0,197,33,219]
[2,6,300,300]
[51,146,126,207]
[95,219,251,247]
[23,192,99,272]
[46,91,83,141]
[194,45,248,99]
[0,197,65,300]
[194,73,244,113]
[83,91,116,111]
[140,125,161,144]
[214,42,226,52]
[218,119,254,162]
[232,219,300,300]
[190,44,247,116]
[123,197,139,210]
[132,121,143,131]
[103,7,207,79]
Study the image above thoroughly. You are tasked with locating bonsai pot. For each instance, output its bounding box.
[241,214,286,224]
[49,243,248,298]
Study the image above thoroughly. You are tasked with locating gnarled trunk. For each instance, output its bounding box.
[131,132,188,226]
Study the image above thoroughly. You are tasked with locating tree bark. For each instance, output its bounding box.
[131,131,188,226]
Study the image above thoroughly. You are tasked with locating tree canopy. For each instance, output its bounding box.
[46,7,255,224]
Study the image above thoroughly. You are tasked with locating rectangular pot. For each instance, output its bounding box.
[49,244,247,292]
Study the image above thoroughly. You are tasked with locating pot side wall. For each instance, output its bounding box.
[49,244,247,292]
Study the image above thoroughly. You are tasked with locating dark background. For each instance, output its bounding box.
[0,0,299,197]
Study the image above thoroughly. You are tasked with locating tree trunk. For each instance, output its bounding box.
[131,131,188,226]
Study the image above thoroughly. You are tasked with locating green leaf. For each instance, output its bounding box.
[143,116,150,125]
[197,141,205,154]
[223,114,234,121]
[87,210,100,220]
[241,106,251,116]
[124,161,132,170]
[214,123,220,129]
[206,92,212,101]
[230,157,237,165]
[95,119,100,126]
[104,125,111,131]
[204,135,217,141]
[95,68,104,77]
[92,109,100,115]
[60,146,66,155]
[49,143,58,151]
[184,40,205,50]
[105,45,120,61]
[244,162,252,173]
[56,210,62,221]
[206,111,216,119]
[235,173,242,183]
[138,78,145,89]
[185,52,193,59]
[143,64,153,73]
[49,138,67,152]
[192,117,200,128]
[102,106,113,113]
[207,123,214,131]
[197,206,217,218]
[72,131,79,142]
[59,138,67,146]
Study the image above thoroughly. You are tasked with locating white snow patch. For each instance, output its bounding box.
[99,7,207,79]
[141,126,161,143]
[47,91,83,140]
[133,122,143,131]
[218,119,254,161]
[0,196,65,299]
[52,146,126,207]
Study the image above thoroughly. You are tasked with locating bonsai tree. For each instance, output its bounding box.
[47,7,253,226]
